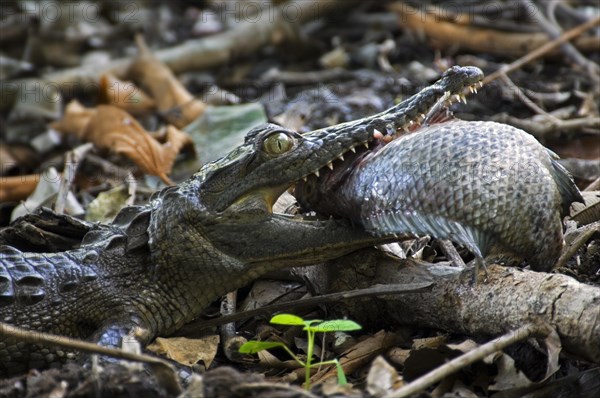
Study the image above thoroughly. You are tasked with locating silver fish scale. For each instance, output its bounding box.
[330,120,581,271]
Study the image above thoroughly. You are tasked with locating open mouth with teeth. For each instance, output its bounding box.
[294,78,484,189]
[293,77,484,215]
[197,66,483,214]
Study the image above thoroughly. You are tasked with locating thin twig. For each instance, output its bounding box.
[0,322,164,366]
[177,282,433,336]
[54,143,94,214]
[484,15,600,84]
[585,176,600,191]
[499,73,562,123]
[520,0,600,82]
[437,240,466,268]
[384,323,552,398]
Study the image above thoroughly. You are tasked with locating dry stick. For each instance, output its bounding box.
[521,0,600,81]
[54,143,94,214]
[499,74,561,122]
[521,0,600,83]
[178,282,433,335]
[437,240,466,268]
[585,176,600,191]
[0,321,181,394]
[483,15,600,85]
[384,323,552,398]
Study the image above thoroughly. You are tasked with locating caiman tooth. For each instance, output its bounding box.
[349,146,356,153]
[469,86,475,93]
[314,170,320,178]
[386,124,395,135]
[338,154,345,161]
[302,176,308,182]
[327,162,334,170]
[364,142,370,149]
[473,86,478,94]
[454,94,461,102]
[478,81,484,88]
[460,94,467,104]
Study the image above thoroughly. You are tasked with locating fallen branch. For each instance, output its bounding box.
[0,322,181,394]
[319,253,600,363]
[388,3,600,59]
[482,15,600,84]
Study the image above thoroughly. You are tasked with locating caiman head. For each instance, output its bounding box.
[194,66,484,215]
[144,66,483,316]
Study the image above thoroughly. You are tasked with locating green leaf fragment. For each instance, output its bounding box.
[307,320,362,333]
[270,314,306,326]
[238,341,285,354]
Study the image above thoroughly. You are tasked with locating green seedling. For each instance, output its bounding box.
[239,313,361,390]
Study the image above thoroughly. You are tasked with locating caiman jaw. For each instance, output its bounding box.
[198,66,484,213]
[293,81,485,186]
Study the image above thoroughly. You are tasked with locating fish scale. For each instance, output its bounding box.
[296,120,583,271]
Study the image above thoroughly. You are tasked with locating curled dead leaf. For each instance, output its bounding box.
[52,102,195,184]
[128,36,206,128]
[50,100,96,135]
[0,174,41,202]
[147,335,220,368]
[99,73,156,115]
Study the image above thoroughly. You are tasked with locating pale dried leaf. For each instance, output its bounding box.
[367,356,401,397]
[85,185,130,223]
[488,353,533,390]
[147,335,220,368]
[571,191,600,225]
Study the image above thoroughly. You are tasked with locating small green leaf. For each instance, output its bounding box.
[238,341,285,354]
[335,360,348,385]
[303,319,323,329]
[270,314,305,326]
[307,320,362,333]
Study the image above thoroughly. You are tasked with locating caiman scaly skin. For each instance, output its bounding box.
[296,120,583,271]
[0,66,485,376]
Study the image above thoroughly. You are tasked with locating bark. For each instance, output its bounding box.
[316,249,600,363]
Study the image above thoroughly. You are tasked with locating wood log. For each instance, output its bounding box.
[316,249,600,363]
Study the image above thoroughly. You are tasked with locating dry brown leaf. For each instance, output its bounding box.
[147,335,220,368]
[0,174,41,202]
[99,73,156,115]
[52,102,194,184]
[50,100,96,135]
[309,330,402,385]
[83,106,194,184]
[127,36,206,128]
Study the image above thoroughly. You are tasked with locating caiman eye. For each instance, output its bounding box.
[262,132,294,155]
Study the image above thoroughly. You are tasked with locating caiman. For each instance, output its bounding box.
[0,66,484,376]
